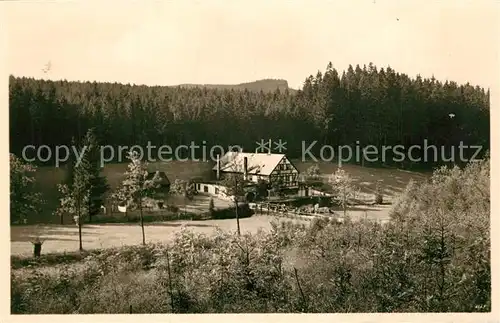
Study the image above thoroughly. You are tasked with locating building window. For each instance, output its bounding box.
[204,186,208,193]
[215,187,219,194]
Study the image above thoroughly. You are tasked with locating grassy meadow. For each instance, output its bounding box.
[30,159,215,224]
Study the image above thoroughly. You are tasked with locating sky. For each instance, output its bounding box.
[3,0,499,90]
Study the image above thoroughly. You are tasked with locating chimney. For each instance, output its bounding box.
[243,156,248,181]
[268,139,271,155]
[216,154,220,180]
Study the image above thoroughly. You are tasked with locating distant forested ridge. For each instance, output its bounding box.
[9,62,490,167]
[176,78,294,93]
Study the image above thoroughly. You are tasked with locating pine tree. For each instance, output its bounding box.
[81,128,109,223]
[10,153,43,224]
[8,65,490,171]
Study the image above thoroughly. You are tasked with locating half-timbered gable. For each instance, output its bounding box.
[268,156,299,187]
[213,152,300,188]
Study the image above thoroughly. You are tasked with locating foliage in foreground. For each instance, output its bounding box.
[11,159,490,313]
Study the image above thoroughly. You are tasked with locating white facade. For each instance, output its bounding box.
[195,183,233,200]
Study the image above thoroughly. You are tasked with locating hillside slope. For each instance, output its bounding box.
[176,79,296,93]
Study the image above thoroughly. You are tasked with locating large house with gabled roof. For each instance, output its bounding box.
[213,151,300,188]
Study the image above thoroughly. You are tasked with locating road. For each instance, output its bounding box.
[10,215,294,256]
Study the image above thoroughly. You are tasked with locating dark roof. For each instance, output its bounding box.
[146,171,170,185]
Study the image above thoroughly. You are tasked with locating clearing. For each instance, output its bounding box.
[11,204,393,256]
[11,215,296,256]
[29,159,429,223]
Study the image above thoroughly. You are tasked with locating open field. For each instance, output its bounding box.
[11,215,299,256]
[294,160,430,203]
[31,160,215,223]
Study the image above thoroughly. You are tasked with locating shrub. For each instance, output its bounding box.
[11,250,95,269]
[208,198,215,216]
[166,204,180,213]
[207,203,254,220]
[305,164,321,180]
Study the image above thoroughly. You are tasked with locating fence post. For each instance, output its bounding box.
[33,241,42,257]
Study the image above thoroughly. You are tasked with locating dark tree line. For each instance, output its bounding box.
[9,62,490,168]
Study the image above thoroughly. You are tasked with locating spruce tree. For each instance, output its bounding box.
[81,128,109,223]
